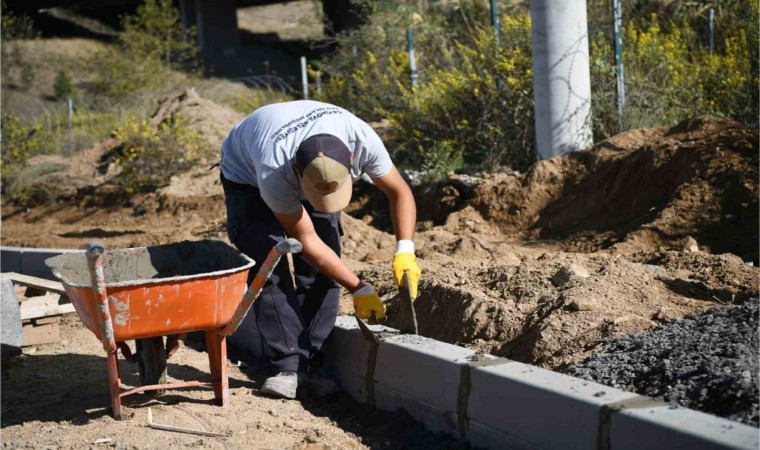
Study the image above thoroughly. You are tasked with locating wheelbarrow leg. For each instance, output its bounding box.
[106,349,123,420]
[205,332,229,406]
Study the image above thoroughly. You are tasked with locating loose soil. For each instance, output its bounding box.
[1,316,461,450]
[2,89,758,447]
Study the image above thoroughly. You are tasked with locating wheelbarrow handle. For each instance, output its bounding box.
[275,238,303,255]
[218,238,302,336]
[84,241,117,353]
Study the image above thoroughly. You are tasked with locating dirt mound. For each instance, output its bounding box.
[348,242,742,369]
[568,299,759,426]
[153,88,243,199]
[467,115,758,262]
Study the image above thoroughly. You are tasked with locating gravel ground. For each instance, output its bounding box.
[568,299,759,426]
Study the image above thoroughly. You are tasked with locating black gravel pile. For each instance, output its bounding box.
[568,299,759,426]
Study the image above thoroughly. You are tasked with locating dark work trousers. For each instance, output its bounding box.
[221,173,342,374]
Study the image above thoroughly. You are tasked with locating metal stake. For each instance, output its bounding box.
[611,0,625,129]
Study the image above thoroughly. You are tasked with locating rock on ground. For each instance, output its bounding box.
[568,299,759,426]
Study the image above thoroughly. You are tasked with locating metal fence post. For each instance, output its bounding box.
[612,0,625,129]
[67,98,73,151]
[300,56,309,99]
[407,28,418,88]
[491,0,501,46]
[708,8,715,55]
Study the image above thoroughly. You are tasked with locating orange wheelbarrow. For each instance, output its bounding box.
[45,238,302,419]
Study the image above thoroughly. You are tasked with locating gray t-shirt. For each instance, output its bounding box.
[220,100,393,214]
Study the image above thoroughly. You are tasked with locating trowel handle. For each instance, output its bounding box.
[84,241,117,353]
[219,238,303,336]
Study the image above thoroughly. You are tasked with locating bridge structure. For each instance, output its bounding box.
[5,0,360,78]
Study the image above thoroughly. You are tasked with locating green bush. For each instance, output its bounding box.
[389,18,534,173]
[5,163,67,207]
[590,10,758,138]
[89,0,199,99]
[111,115,204,194]
[319,2,535,173]
[54,70,73,101]
[1,113,53,179]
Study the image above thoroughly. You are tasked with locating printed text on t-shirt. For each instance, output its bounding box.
[269,107,344,144]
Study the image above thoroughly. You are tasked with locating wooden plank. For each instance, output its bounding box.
[22,320,60,346]
[19,293,76,320]
[32,316,61,325]
[1,272,66,295]
[13,284,27,298]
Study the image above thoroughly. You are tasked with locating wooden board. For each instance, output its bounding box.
[1,272,66,296]
[22,318,61,346]
[13,284,27,298]
[33,316,60,325]
[19,293,76,321]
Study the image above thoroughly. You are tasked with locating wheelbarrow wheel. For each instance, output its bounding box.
[136,337,167,395]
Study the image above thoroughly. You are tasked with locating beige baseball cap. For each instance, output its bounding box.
[295,134,353,213]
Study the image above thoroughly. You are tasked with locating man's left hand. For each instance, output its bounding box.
[392,253,421,300]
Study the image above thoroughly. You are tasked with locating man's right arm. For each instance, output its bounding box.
[273,207,363,293]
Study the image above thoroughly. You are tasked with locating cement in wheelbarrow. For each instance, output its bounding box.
[46,240,255,341]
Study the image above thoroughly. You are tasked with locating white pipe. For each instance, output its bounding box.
[530,0,593,160]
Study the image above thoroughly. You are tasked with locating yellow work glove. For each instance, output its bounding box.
[392,252,421,300]
[352,283,386,320]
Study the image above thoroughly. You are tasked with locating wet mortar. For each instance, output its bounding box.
[47,240,252,286]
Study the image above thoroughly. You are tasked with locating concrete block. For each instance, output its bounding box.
[610,405,760,450]
[1,248,21,274]
[467,419,538,450]
[374,381,458,435]
[1,247,84,281]
[468,361,639,449]
[322,315,375,402]
[23,249,74,280]
[1,279,23,357]
[375,335,475,433]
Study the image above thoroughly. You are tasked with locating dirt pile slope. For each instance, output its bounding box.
[569,299,759,426]
[154,88,243,199]
[466,116,759,262]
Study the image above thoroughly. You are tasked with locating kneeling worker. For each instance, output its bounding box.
[219,100,421,399]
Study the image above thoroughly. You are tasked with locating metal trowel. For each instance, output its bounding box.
[397,271,418,335]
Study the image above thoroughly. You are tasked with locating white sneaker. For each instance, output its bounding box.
[260,371,304,399]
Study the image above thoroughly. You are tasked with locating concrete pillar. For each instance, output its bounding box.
[193,0,240,71]
[530,0,593,160]
[178,0,197,29]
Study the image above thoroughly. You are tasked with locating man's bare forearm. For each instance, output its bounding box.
[373,166,417,242]
[388,185,416,242]
[299,233,362,292]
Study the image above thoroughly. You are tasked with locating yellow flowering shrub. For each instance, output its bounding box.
[590,12,757,138]
[1,113,52,178]
[389,14,535,174]
[112,115,204,194]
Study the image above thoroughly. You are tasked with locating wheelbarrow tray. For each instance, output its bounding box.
[46,240,255,342]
